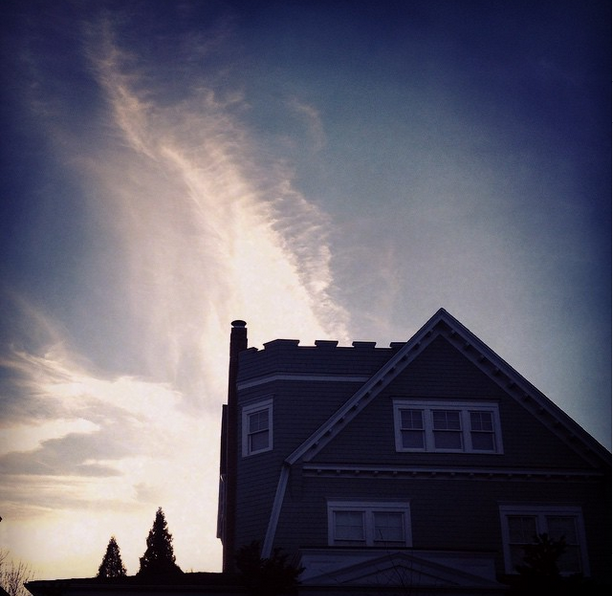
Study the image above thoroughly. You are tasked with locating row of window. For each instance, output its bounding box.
[241,398,503,457]
[240,400,588,576]
[393,400,503,453]
[328,501,588,575]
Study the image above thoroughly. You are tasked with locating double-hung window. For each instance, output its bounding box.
[242,399,273,456]
[394,400,502,453]
[328,501,412,547]
[499,505,589,576]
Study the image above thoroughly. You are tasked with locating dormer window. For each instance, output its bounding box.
[393,400,503,454]
[242,398,273,456]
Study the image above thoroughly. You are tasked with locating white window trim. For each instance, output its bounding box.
[242,398,273,457]
[499,505,590,576]
[393,399,503,454]
[327,500,412,547]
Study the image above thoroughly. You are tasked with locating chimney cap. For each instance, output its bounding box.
[231,320,247,328]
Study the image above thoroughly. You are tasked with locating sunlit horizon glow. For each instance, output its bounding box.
[0,0,609,582]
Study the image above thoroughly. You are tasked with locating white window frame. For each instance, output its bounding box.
[242,398,273,457]
[499,505,590,576]
[393,399,503,454]
[327,501,412,547]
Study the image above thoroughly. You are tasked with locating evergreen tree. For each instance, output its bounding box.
[137,507,182,577]
[97,536,127,578]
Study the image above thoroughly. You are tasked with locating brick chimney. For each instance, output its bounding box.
[221,320,247,572]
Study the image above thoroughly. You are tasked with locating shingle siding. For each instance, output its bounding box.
[226,313,611,588]
[273,474,610,578]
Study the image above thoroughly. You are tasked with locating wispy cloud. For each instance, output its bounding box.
[288,98,327,152]
[79,13,350,385]
[1,8,351,578]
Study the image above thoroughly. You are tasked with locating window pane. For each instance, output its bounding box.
[508,516,537,543]
[546,516,577,543]
[433,430,462,449]
[509,545,525,570]
[249,429,269,452]
[373,512,404,543]
[470,411,493,431]
[432,410,461,430]
[334,511,365,542]
[557,546,582,574]
[401,409,423,429]
[402,430,424,449]
[471,432,494,451]
[249,410,269,433]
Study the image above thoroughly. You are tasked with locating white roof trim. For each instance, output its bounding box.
[237,373,369,390]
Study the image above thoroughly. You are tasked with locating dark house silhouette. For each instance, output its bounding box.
[217,308,610,592]
[26,308,611,595]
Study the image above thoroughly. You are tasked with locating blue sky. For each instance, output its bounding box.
[0,0,610,580]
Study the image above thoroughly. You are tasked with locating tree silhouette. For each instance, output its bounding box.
[97,536,127,578]
[0,550,35,596]
[137,507,182,577]
[235,541,303,595]
[507,533,606,595]
[516,532,566,580]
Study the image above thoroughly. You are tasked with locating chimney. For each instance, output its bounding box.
[222,320,247,572]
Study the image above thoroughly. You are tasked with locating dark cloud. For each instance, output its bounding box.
[0,430,125,477]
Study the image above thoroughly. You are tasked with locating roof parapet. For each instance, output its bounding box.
[263,339,301,349]
[352,341,377,349]
[314,340,339,348]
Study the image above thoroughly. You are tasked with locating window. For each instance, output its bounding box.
[328,501,412,547]
[393,400,502,453]
[499,506,589,576]
[242,399,273,456]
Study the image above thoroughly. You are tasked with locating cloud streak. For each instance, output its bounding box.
[0,8,351,578]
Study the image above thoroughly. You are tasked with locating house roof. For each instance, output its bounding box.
[261,308,611,557]
[289,307,609,466]
[26,573,244,596]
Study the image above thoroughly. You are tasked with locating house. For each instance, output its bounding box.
[217,308,611,593]
[25,308,611,596]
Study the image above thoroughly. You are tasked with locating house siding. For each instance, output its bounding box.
[233,342,398,551]
[224,312,611,589]
[273,473,609,579]
[314,336,594,469]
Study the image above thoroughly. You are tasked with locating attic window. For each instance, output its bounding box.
[393,400,503,454]
[242,399,273,456]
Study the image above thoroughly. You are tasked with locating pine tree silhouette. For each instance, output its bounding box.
[97,536,127,578]
[137,507,182,577]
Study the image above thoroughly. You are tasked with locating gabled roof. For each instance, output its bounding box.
[289,307,609,466]
[261,308,611,556]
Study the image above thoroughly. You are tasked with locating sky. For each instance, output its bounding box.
[0,0,610,581]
